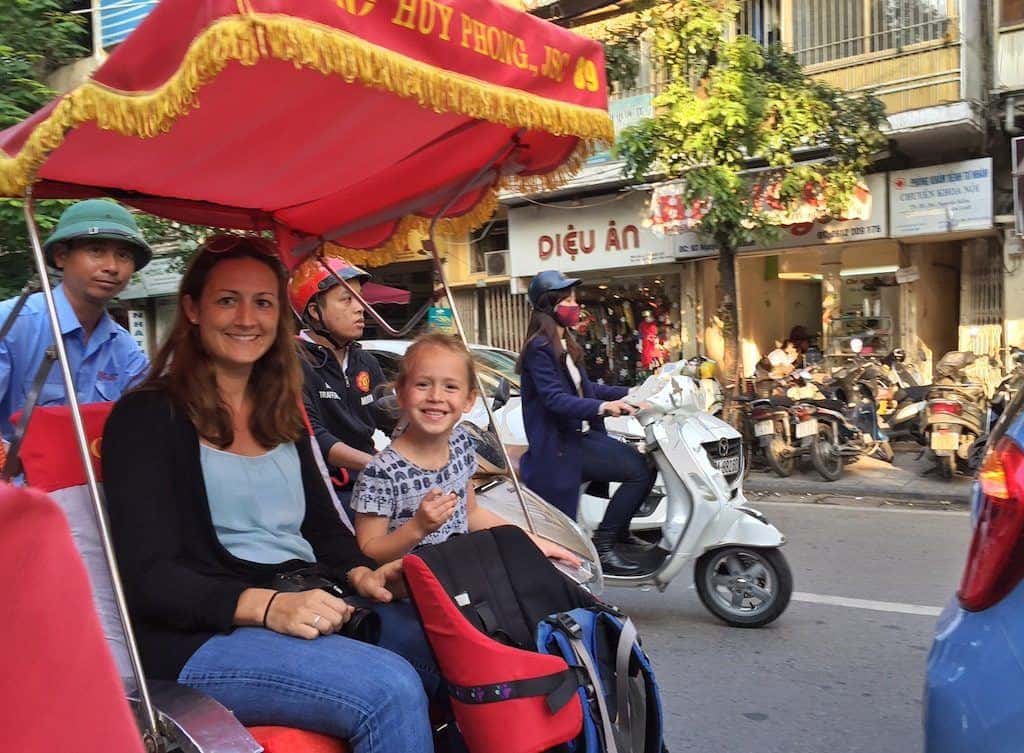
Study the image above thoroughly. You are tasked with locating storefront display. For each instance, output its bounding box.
[575,274,681,386]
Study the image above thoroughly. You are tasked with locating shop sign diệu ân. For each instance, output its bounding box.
[508,191,675,277]
[889,158,993,237]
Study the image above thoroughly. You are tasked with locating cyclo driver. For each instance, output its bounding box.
[288,256,392,519]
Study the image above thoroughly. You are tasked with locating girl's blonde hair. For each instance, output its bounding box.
[397,333,478,392]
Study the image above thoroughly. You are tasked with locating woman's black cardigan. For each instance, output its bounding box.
[101,388,374,680]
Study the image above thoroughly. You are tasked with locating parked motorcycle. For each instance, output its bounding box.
[924,351,990,479]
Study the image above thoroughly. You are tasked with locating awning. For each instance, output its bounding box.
[362,281,411,305]
[0,0,612,268]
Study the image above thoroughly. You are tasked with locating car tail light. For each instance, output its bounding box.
[751,408,772,420]
[930,401,962,416]
[958,438,1024,611]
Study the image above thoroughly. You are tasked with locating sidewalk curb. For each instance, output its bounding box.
[743,479,972,505]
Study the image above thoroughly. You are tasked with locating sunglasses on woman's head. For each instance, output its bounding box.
[202,233,277,256]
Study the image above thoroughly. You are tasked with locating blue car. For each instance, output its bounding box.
[924,389,1024,752]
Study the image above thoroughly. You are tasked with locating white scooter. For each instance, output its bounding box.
[489,365,792,627]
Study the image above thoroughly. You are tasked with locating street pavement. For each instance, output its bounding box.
[744,442,974,503]
[607,495,971,753]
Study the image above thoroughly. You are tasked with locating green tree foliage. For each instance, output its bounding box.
[614,0,886,380]
[0,2,206,298]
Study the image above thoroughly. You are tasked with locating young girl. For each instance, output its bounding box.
[352,333,581,566]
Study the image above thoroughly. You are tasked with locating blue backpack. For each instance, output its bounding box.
[537,607,665,753]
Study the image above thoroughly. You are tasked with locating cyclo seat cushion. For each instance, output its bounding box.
[0,484,144,753]
[247,726,349,753]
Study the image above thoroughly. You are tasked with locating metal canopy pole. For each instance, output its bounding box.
[322,133,538,534]
[22,191,162,749]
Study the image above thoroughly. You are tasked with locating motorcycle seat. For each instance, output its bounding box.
[769,396,793,408]
[803,398,846,412]
[898,385,930,403]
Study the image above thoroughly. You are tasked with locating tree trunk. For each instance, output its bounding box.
[716,244,740,392]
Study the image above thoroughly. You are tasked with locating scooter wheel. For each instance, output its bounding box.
[810,434,843,481]
[939,454,956,480]
[765,436,795,478]
[695,546,793,628]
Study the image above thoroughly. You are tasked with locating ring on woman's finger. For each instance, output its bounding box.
[312,613,322,628]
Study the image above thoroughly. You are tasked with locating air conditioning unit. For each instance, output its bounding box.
[484,249,509,276]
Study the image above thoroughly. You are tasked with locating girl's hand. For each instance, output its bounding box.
[264,589,353,639]
[600,400,637,417]
[530,535,583,568]
[348,561,404,602]
[414,488,459,534]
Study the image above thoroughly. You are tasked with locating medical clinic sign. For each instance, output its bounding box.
[890,158,993,237]
[508,192,675,277]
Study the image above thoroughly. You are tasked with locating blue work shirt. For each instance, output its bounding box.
[0,284,149,440]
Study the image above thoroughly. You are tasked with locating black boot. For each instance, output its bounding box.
[592,530,645,576]
[618,532,657,551]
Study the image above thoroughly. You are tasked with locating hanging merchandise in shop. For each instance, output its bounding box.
[508,191,675,277]
[576,275,681,386]
[889,158,993,237]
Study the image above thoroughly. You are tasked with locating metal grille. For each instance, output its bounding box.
[959,240,1004,359]
[738,0,782,46]
[792,0,951,66]
[483,286,531,352]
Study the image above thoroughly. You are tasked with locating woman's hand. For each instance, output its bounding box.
[413,488,458,535]
[600,400,637,417]
[348,560,405,602]
[264,589,353,639]
[529,534,583,568]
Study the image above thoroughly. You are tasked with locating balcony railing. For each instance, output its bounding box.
[791,0,955,68]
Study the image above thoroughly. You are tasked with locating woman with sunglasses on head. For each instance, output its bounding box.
[101,236,433,753]
[516,270,657,577]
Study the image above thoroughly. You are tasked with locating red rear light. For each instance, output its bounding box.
[751,408,772,420]
[958,438,1024,610]
[793,405,816,420]
[931,401,962,416]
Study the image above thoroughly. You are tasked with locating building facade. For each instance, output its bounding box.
[441,0,1011,386]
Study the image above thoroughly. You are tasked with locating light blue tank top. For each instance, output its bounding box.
[200,442,316,565]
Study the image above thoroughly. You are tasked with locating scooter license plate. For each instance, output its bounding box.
[795,419,818,439]
[754,420,774,437]
[713,455,741,475]
[931,431,959,452]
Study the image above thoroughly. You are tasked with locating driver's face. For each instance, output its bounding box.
[315,280,365,341]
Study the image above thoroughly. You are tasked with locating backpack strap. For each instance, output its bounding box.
[550,613,620,753]
[447,666,585,714]
[614,617,641,745]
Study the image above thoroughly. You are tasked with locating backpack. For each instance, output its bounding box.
[403,525,666,753]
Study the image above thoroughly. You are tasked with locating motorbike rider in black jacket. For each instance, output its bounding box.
[288,256,394,520]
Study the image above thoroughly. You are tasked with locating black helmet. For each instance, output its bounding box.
[527,270,581,309]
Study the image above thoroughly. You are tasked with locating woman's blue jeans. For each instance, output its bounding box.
[580,430,657,535]
[177,601,436,753]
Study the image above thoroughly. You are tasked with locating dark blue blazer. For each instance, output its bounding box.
[518,336,628,516]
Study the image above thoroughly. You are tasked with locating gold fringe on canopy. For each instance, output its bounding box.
[0,11,613,199]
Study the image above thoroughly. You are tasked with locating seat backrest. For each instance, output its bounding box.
[15,403,132,680]
[0,483,144,753]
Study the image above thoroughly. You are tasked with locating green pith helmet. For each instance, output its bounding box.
[43,199,153,271]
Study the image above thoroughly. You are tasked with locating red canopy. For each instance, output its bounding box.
[362,281,411,305]
[0,0,611,268]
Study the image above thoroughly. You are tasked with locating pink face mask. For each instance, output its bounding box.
[554,302,581,328]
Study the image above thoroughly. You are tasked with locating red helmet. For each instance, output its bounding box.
[288,256,370,317]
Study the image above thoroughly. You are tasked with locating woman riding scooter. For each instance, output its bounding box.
[515,270,656,576]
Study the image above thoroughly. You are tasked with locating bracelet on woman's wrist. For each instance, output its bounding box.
[262,591,282,628]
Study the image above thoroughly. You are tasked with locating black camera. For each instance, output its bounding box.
[271,568,382,645]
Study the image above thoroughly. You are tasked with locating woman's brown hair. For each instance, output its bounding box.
[140,235,305,449]
[515,288,583,373]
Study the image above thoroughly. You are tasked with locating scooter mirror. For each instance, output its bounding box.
[491,377,511,412]
[850,338,864,354]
